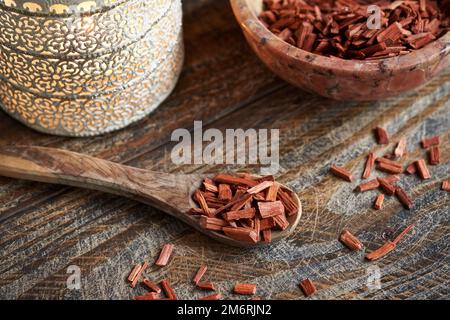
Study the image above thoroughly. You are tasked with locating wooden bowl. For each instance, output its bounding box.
[230,0,450,101]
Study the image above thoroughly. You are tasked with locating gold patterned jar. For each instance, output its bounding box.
[0,0,184,136]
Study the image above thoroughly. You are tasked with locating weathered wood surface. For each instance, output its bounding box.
[0,0,449,300]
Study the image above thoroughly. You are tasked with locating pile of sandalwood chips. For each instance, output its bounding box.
[189,174,298,244]
[332,127,449,261]
[259,0,450,60]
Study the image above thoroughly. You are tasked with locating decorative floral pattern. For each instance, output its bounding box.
[0,36,184,135]
[0,1,182,96]
[0,0,184,136]
[1,0,125,14]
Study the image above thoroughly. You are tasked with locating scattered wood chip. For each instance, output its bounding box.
[143,278,161,293]
[421,136,440,148]
[395,187,413,209]
[193,265,207,285]
[299,278,316,297]
[429,146,440,165]
[362,152,375,179]
[254,216,261,242]
[265,182,280,201]
[247,180,274,194]
[382,175,401,184]
[197,282,216,291]
[229,194,253,212]
[365,241,396,261]
[376,158,403,169]
[377,162,404,174]
[394,137,407,157]
[155,244,174,267]
[223,208,256,221]
[277,188,299,216]
[199,216,229,231]
[130,262,148,288]
[330,164,353,182]
[405,162,417,175]
[378,177,397,196]
[134,292,160,300]
[260,217,276,230]
[355,179,380,192]
[366,225,414,261]
[203,178,218,193]
[442,181,450,191]
[273,212,290,230]
[222,227,259,243]
[213,174,258,187]
[234,283,257,295]
[374,193,385,210]
[416,159,431,179]
[193,190,213,217]
[213,193,252,216]
[218,184,233,201]
[339,230,363,251]
[262,230,272,243]
[257,201,285,218]
[161,279,177,300]
[375,127,389,145]
[127,264,142,284]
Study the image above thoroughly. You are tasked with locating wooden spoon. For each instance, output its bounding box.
[0,145,302,247]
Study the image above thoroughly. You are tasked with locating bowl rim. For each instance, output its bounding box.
[230,0,450,75]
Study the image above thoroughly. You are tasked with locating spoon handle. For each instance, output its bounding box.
[0,145,196,214]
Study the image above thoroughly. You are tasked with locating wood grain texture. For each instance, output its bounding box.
[0,146,199,218]
[0,0,449,300]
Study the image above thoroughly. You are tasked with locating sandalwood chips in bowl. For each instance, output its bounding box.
[230,0,450,101]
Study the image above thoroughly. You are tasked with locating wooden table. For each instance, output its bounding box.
[0,1,449,300]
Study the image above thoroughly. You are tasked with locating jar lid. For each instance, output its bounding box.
[0,0,126,15]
